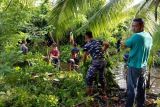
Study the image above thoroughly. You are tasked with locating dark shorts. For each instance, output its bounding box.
[51,58,59,65]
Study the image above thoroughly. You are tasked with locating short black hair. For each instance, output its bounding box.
[133,18,144,25]
[22,40,26,44]
[85,31,93,38]
[52,43,57,47]
[74,43,77,47]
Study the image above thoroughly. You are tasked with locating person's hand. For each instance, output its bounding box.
[121,41,126,49]
[103,41,109,48]
[102,41,109,52]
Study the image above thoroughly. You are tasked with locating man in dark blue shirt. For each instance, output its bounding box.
[83,31,109,97]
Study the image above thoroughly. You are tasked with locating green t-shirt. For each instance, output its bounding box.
[125,32,152,68]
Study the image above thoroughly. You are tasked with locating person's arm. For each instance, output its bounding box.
[121,41,127,49]
[49,52,52,59]
[69,32,74,46]
[57,50,60,58]
[51,55,59,58]
[125,34,137,48]
[102,41,109,52]
[83,51,88,64]
[25,46,28,53]
[121,34,135,49]
[54,50,60,58]
[83,44,89,64]
[50,50,60,59]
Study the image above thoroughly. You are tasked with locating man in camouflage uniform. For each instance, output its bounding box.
[83,31,109,97]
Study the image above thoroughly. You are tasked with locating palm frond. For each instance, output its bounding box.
[153,27,160,51]
[76,0,135,36]
[48,0,106,39]
[135,0,151,17]
[135,1,160,34]
[154,0,160,21]
[135,0,160,21]
[4,0,13,11]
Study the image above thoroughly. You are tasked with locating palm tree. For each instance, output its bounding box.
[48,0,135,40]
[48,0,160,39]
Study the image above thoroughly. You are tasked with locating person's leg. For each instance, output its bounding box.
[89,60,108,103]
[136,68,146,107]
[57,59,60,70]
[52,58,60,70]
[86,65,97,96]
[125,67,140,107]
[98,61,108,101]
[74,58,79,69]
[51,58,55,66]
[52,58,56,65]
[68,59,74,71]
[68,62,72,71]
[98,61,106,94]
[74,58,79,65]
[53,58,58,68]
[124,63,128,88]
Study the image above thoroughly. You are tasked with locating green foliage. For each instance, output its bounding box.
[76,0,135,36]
[0,70,86,106]
[37,94,58,107]
[0,0,34,35]
[59,45,71,63]
[0,0,160,106]
[53,72,85,106]
[0,87,58,107]
[95,33,117,47]
[26,60,54,74]
[0,39,86,106]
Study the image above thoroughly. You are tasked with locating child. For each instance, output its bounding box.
[50,43,60,67]
[68,43,80,70]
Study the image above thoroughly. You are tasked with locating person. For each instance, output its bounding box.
[69,32,74,46]
[123,18,152,107]
[68,43,80,71]
[83,31,109,97]
[49,43,60,67]
[20,40,28,54]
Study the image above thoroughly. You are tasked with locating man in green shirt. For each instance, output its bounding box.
[124,18,152,107]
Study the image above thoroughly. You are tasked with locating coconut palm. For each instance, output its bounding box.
[48,0,136,39]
